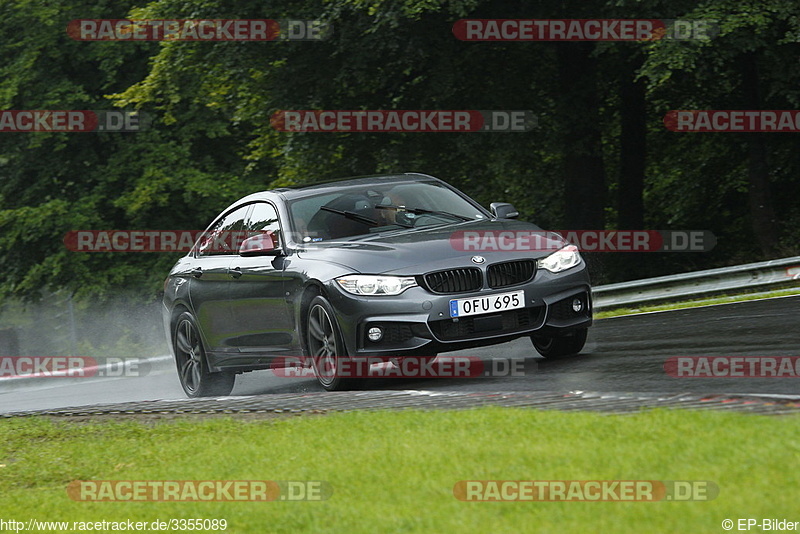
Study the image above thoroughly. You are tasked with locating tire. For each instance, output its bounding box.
[531,328,588,359]
[306,295,357,391]
[173,311,235,398]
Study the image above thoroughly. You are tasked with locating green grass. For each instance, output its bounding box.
[1,409,798,533]
[595,286,800,319]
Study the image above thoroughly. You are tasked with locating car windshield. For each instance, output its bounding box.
[287,180,487,242]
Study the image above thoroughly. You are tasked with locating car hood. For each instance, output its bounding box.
[294,219,568,275]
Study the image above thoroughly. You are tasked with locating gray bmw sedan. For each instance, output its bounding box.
[163,173,592,397]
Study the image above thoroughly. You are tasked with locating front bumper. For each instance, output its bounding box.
[326,266,592,357]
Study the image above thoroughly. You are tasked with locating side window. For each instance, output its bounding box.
[196,204,252,257]
[246,202,282,248]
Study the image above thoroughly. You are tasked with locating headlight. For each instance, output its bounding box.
[537,245,581,273]
[336,275,418,296]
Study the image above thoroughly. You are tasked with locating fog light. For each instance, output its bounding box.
[367,327,383,342]
[571,298,583,313]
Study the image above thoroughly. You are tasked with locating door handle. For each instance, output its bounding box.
[190,268,203,278]
[228,267,242,279]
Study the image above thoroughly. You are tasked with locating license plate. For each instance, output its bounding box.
[449,290,525,318]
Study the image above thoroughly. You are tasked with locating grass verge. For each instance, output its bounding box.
[1,408,798,533]
[595,287,800,319]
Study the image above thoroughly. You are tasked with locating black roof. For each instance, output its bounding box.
[229,172,445,210]
[275,172,441,200]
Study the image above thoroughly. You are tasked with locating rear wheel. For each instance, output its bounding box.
[306,296,357,391]
[173,312,235,397]
[531,328,588,359]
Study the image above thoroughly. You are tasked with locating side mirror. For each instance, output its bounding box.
[240,231,281,257]
[490,202,519,219]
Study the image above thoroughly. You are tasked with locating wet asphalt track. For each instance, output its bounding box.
[1,296,798,415]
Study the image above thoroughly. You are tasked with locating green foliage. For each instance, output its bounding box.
[2,0,800,300]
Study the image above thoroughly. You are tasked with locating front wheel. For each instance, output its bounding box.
[173,312,235,398]
[306,296,357,391]
[531,328,588,359]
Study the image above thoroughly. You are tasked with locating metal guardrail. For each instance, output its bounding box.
[592,255,800,310]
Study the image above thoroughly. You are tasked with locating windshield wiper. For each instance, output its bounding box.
[319,205,378,226]
[375,204,473,222]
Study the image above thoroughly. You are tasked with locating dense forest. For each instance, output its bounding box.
[2,0,800,303]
